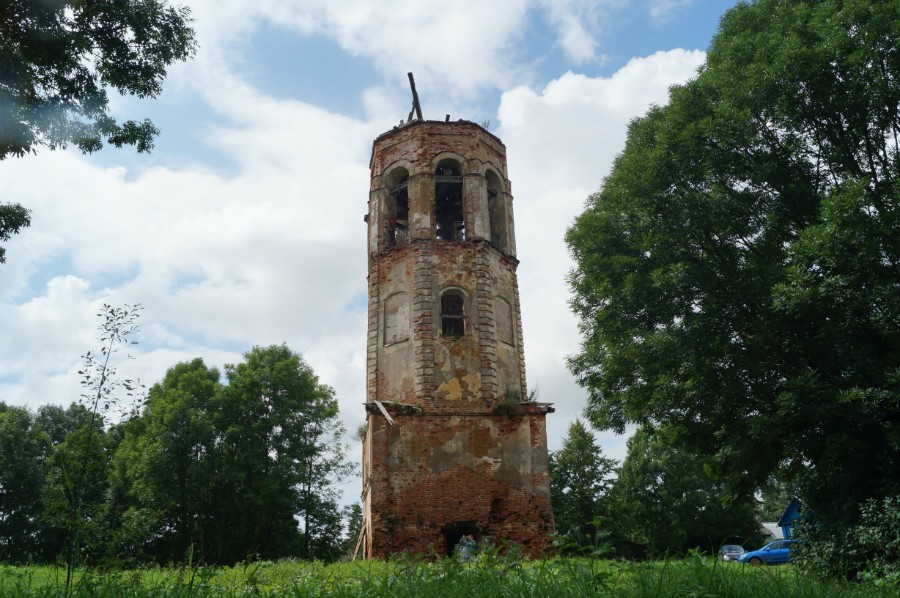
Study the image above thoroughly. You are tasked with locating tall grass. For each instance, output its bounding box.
[0,555,895,597]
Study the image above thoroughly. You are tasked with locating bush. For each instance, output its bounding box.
[853,497,900,585]
[795,496,900,585]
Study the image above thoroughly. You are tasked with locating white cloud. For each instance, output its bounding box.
[181,0,532,99]
[0,90,374,445]
[536,0,627,64]
[0,0,717,494]
[498,50,703,193]
[648,0,695,22]
[496,49,705,457]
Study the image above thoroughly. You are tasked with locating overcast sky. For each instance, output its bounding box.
[1,0,740,503]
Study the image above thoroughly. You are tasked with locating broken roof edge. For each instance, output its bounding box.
[372,118,504,146]
[369,118,505,172]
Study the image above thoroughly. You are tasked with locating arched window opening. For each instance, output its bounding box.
[386,169,409,247]
[441,289,466,338]
[486,170,506,251]
[435,159,464,241]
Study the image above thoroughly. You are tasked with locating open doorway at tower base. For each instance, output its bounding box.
[443,521,477,557]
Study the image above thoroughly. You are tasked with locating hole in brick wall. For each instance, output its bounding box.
[443,522,477,557]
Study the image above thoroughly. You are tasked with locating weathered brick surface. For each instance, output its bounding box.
[362,121,553,558]
[364,406,554,558]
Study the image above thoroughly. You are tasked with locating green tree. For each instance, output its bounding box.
[0,203,30,264]
[548,419,616,552]
[0,403,49,562]
[30,403,92,561]
[0,0,195,159]
[342,503,363,557]
[112,358,221,564]
[103,414,157,567]
[41,409,116,567]
[610,426,761,556]
[44,304,142,583]
[103,346,351,565]
[566,0,900,551]
[210,345,350,563]
[0,0,195,262]
[35,404,87,446]
[756,477,799,522]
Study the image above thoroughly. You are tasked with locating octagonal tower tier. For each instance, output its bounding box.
[360,120,554,559]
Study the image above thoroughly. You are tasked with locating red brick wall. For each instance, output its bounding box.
[365,405,554,558]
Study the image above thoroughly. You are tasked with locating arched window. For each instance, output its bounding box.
[486,170,506,251]
[385,168,409,247]
[435,159,464,241]
[441,289,466,337]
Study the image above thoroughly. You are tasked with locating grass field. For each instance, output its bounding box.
[1,554,895,597]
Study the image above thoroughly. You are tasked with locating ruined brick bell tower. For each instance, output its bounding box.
[358,107,555,558]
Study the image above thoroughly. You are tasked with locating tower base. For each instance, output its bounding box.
[362,401,555,559]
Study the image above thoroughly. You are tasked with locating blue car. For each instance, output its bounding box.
[737,539,798,565]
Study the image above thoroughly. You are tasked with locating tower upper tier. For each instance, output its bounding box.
[367,120,516,259]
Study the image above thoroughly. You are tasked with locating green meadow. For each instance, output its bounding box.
[1,555,894,598]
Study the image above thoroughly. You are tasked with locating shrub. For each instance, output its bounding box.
[795,496,900,585]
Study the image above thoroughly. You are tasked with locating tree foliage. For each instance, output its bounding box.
[114,358,222,564]
[0,0,196,265]
[756,476,799,522]
[608,426,762,557]
[49,304,142,584]
[341,503,363,557]
[42,407,118,570]
[795,496,900,584]
[0,343,352,566]
[566,0,900,549]
[114,345,352,565]
[0,0,195,159]
[212,345,351,563]
[548,419,616,551]
[0,404,48,562]
[0,203,30,264]
[0,402,109,564]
